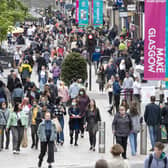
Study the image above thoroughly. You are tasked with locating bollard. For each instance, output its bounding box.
[140,123,147,155]
[98,121,106,153]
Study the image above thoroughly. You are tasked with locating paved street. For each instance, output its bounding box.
[0,66,156,168]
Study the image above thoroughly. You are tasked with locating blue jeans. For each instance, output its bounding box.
[57,117,64,143]
[129,133,137,156]
[53,77,58,84]
[148,125,158,149]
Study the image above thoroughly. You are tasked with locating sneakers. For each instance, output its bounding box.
[74,143,78,146]
[38,159,42,168]
[13,150,19,154]
[89,146,93,150]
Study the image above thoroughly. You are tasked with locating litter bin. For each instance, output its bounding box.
[98,121,105,153]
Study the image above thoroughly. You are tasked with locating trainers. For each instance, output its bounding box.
[74,143,78,146]
[13,150,17,154]
[48,165,52,168]
[89,146,93,150]
[38,159,42,168]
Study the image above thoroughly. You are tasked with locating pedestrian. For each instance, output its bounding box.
[105,59,117,81]
[113,75,122,112]
[133,77,141,104]
[144,142,168,168]
[37,111,56,168]
[52,96,66,145]
[39,66,48,92]
[51,63,60,84]
[121,99,129,113]
[86,99,101,151]
[144,96,161,151]
[12,83,24,105]
[68,98,80,146]
[6,104,28,154]
[97,65,105,93]
[122,72,134,101]
[58,81,69,106]
[30,99,41,149]
[161,97,168,141]
[106,75,115,106]
[78,88,90,138]
[0,101,10,151]
[95,159,108,168]
[69,79,80,100]
[129,101,141,156]
[108,144,129,168]
[19,60,32,86]
[112,105,132,159]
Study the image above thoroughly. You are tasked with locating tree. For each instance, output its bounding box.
[61,52,87,86]
[0,0,28,44]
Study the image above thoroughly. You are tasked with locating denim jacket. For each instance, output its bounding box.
[0,109,10,126]
[37,120,57,142]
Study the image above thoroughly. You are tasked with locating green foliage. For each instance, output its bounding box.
[61,52,87,86]
[0,0,28,43]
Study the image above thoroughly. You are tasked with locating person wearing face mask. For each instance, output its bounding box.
[68,98,80,146]
[78,89,90,138]
[30,99,42,149]
[112,106,132,159]
[0,101,10,151]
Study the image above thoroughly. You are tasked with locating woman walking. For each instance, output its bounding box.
[37,111,57,168]
[0,101,10,150]
[68,98,80,146]
[86,99,101,151]
[52,96,66,145]
[129,101,140,156]
[97,65,105,92]
[112,106,132,159]
[6,104,28,154]
[78,89,90,138]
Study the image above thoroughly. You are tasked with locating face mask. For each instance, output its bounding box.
[72,102,76,106]
[80,92,84,95]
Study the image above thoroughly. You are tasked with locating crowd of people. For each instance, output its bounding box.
[0,5,167,168]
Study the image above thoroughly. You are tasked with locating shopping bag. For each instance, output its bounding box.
[161,125,167,141]
[21,129,28,148]
[53,118,62,133]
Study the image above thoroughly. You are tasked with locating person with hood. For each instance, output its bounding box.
[144,142,168,168]
[0,101,10,150]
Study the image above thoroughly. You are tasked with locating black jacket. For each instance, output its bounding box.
[112,113,132,137]
[144,103,161,126]
[161,103,168,124]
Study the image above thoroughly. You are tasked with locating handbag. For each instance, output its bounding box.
[21,129,28,148]
[53,118,62,133]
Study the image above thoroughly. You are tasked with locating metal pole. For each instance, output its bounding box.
[140,123,147,155]
[99,122,106,153]
[89,51,92,91]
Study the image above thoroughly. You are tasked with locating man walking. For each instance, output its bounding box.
[144,96,161,151]
[37,112,57,168]
[144,142,168,168]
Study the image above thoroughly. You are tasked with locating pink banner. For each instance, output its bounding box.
[144,0,166,80]
[76,0,79,23]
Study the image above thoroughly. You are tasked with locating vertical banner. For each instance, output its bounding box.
[166,1,168,88]
[78,0,89,27]
[92,0,103,27]
[144,0,166,80]
[76,0,79,23]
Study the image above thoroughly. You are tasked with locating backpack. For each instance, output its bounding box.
[148,154,167,168]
